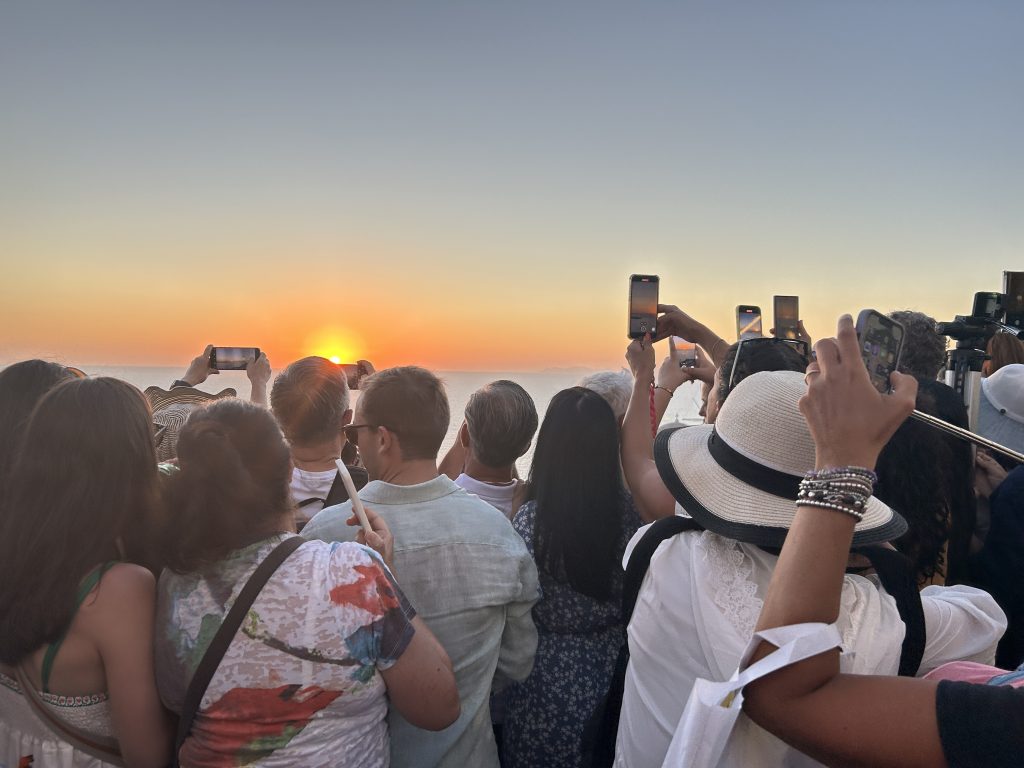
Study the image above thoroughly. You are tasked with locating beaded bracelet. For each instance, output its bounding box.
[796,498,866,522]
[807,466,878,485]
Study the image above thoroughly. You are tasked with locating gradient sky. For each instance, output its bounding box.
[2,2,1022,371]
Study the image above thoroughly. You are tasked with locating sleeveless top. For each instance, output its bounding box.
[0,563,119,767]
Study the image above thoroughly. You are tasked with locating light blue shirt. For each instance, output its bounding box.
[304,475,540,768]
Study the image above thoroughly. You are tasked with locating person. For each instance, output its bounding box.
[983,331,1024,377]
[270,356,373,530]
[621,311,809,522]
[154,397,459,767]
[889,310,947,380]
[613,364,1006,767]
[742,315,1022,768]
[145,344,272,461]
[0,359,79,486]
[576,370,633,425]
[874,379,975,586]
[977,363,1024,456]
[0,377,173,767]
[438,379,537,519]
[502,387,642,767]
[304,366,540,768]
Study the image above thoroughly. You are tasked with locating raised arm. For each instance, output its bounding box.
[743,315,947,768]
[621,338,677,521]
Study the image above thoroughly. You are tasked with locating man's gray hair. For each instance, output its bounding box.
[464,380,539,468]
[576,370,633,422]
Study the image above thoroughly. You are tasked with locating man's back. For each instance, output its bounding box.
[305,474,540,768]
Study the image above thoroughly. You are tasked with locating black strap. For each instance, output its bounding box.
[854,545,927,677]
[172,536,305,767]
[584,516,703,768]
[323,465,368,508]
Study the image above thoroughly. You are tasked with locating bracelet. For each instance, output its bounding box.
[807,466,878,485]
[796,499,865,522]
[654,384,676,396]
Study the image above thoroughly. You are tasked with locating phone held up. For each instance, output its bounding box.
[773,296,800,340]
[338,362,369,391]
[628,275,659,339]
[736,305,762,342]
[855,310,904,394]
[671,337,697,368]
[1004,271,1024,329]
[210,347,260,371]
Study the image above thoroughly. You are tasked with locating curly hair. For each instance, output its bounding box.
[888,310,947,380]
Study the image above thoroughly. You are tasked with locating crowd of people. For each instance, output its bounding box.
[1,302,1023,768]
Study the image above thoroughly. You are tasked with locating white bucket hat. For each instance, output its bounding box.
[654,370,907,548]
[978,364,1024,454]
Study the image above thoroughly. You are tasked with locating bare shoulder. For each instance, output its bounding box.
[84,563,156,612]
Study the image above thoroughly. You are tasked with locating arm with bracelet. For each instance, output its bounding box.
[742,315,1007,768]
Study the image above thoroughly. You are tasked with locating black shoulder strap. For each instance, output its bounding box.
[623,515,704,623]
[854,545,927,677]
[584,515,703,768]
[172,536,305,767]
[322,465,369,509]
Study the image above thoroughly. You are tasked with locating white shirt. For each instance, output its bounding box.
[454,473,522,519]
[615,527,1007,768]
[290,466,337,527]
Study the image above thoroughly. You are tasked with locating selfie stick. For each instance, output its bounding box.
[334,460,373,534]
[909,410,1024,464]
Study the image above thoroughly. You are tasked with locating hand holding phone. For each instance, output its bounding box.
[210,347,261,371]
[628,275,660,339]
[671,336,697,368]
[855,310,904,393]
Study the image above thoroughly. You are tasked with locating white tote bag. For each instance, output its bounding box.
[661,622,842,768]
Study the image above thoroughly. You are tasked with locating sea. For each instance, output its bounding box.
[55,366,705,473]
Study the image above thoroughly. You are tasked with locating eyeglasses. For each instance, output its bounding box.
[726,338,811,392]
[343,423,379,444]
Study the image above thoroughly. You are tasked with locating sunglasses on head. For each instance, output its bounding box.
[727,338,811,392]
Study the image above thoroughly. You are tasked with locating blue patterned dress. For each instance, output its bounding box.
[503,495,642,767]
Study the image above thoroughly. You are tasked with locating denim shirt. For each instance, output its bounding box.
[304,475,540,768]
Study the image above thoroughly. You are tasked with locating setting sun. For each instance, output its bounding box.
[329,355,341,364]
[305,327,364,367]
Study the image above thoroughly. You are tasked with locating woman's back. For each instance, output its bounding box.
[156,536,417,768]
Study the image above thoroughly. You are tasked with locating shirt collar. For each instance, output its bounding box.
[359,474,461,505]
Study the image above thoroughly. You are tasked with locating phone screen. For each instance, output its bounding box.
[211,347,259,371]
[1004,272,1024,325]
[671,337,697,368]
[628,275,659,338]
[737,306,762,342]
[773,296,799,340]
[855,311,904,393]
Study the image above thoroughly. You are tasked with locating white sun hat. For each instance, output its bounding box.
[978,363,1024,454]
[653,370,907,548]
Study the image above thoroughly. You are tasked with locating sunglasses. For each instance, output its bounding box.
[343,423,386,444]
[726,338,811,392]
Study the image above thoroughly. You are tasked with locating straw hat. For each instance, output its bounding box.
[152,403,195,462]
[144,385,236,411]
[979,364,1024,454]
[653,370,907,548]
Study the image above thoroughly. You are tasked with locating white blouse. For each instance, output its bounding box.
[614,527,1007,768]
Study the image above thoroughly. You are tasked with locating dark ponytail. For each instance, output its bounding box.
[160,399,293,573]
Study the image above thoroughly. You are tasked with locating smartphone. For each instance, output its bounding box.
[773,296,800,340]
[855,310,904,393]
[628,275,659,339]
[1003,271,1024,328]
[210,347,260,371]
[671,336,697,368]
[973,291,1004,322]
[736,305,762,342]
[339,363,364,390]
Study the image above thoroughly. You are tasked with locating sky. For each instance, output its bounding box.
[2,1,1022,371]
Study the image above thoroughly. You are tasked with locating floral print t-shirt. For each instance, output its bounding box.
[155,535,416,768]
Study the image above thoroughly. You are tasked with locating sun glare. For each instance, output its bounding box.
[329,355,341,364]
[306,327,364,367]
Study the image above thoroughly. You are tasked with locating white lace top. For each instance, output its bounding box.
[615,527,1007,768]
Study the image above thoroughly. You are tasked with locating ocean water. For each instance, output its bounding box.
[67,366,705,472]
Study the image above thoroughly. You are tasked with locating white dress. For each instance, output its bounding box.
[0,672,117,768]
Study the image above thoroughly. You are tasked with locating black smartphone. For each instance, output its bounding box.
[773,296,800,340]
[671,337,697,368]
[855,310,904,393]
[736,305,762,342]
[1004,271,1024,328]
[628,275,659,339]
[210,347,260,371]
